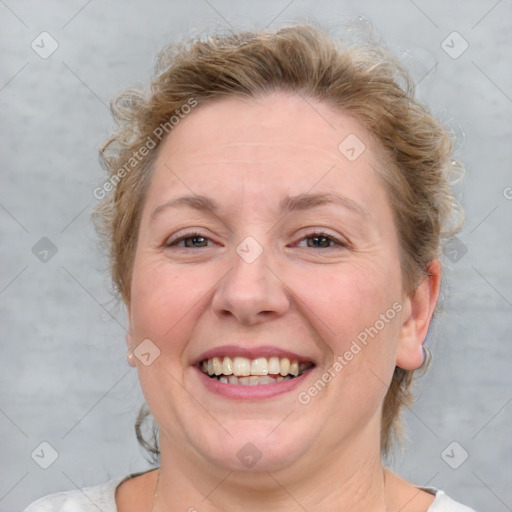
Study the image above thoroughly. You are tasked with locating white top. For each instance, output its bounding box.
[24,476,478,512]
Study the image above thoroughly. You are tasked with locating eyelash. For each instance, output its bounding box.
[295,230,346,249]
[166,231,213,248]
[165,230,346,249]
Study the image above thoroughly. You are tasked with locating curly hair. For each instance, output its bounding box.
[93,23,463,459]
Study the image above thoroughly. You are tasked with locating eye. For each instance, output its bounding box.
[295,231,346,249]
[165,231,213,248]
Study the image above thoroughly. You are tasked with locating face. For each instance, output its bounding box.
[127,91,427,476]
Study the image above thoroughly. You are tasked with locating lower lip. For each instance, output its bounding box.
[194,366,314,400]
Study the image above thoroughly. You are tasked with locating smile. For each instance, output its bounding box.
[200,356,314,385]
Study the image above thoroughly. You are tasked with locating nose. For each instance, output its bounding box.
[211,245,290,326]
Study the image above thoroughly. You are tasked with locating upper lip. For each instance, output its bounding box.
[191,345,316,366]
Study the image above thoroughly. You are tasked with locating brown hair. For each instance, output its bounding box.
[94,23,463,458]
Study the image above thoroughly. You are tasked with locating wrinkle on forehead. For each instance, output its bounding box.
[172,142,343,167]
[161,91,373,160]
[145,91,388,226]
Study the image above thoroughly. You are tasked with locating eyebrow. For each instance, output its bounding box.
[151,195,218,221]
[279,192,368,218]
[150,192,368,221]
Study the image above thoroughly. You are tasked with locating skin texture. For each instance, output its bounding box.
[117,91,440,511]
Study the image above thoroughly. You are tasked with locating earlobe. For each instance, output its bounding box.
[396,261,441,370]
[125,331,137,367]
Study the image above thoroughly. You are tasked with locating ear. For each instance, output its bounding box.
[396,261,441,370]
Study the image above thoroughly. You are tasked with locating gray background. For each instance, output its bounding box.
[1,1,511,510]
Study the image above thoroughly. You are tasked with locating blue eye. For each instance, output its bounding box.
[166,232,211,248]
[306,235,334,248]
[297,232,344,249]
[165,230,345,250]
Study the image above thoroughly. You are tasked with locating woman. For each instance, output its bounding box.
[25,23,476,512]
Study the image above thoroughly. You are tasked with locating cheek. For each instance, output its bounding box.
[293,263,402,420]
[129,257,216,349]
[293,259,402,347]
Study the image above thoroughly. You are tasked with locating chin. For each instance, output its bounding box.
[190,419,316,473]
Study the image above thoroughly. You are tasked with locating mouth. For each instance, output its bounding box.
[199,356,315,386]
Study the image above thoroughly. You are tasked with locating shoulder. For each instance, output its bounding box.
[425,487,479,512]
[23,477,124,512]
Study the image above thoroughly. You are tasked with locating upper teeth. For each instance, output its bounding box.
[201,356,307,377]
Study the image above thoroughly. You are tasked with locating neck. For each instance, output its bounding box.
[152,434,388,512]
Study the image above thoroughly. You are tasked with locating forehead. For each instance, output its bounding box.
[146,91,387,212]
[161,91,373,161]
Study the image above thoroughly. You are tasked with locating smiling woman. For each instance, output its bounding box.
[25,23,475,512]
